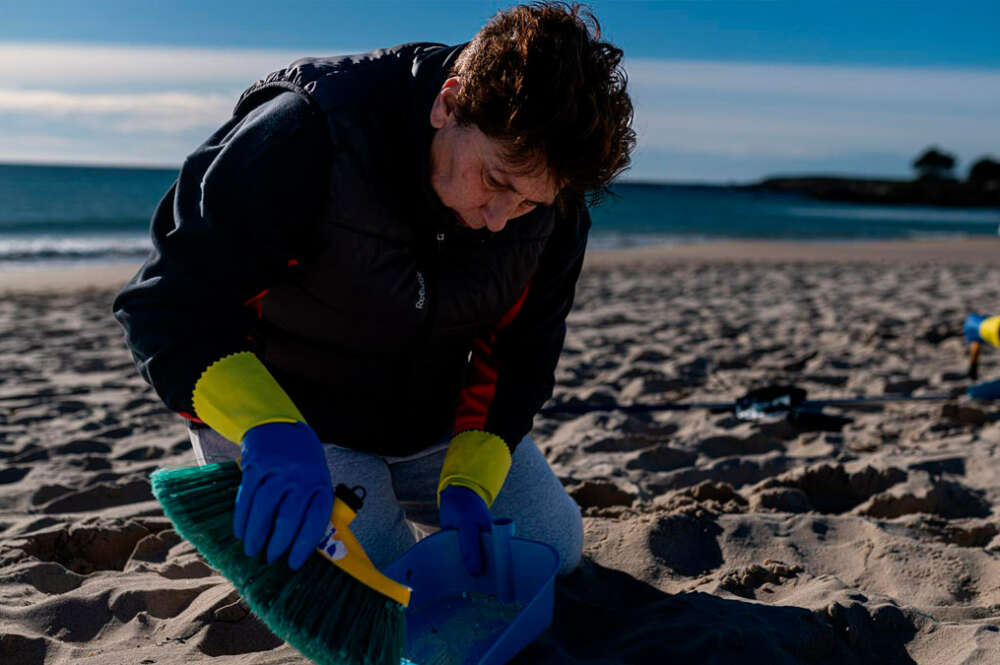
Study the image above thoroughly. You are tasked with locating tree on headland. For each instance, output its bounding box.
[968,156,1000,191]
[912,146,957,180]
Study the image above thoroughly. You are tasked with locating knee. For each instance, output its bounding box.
[500,436,583,576]
[554,499,583,577]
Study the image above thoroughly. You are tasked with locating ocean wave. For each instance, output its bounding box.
[0,218,150,233]
[0,234,151,263]
[785,206,1000,224]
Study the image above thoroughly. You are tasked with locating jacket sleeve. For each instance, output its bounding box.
[112,90,332,416]
[453,199,591,452]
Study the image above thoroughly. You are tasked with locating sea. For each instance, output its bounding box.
[2,162,999,267]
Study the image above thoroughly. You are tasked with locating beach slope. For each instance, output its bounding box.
[2,239,1000,664]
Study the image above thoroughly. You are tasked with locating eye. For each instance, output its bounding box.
[483,170,503,190]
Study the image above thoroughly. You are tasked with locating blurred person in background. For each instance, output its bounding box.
[966,313,1000,399]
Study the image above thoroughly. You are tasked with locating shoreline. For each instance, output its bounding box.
[3,237,999,294]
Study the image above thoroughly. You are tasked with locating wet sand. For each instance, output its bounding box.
[3,238,1000,664]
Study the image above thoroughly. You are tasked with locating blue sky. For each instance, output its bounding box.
[2,0,998,182]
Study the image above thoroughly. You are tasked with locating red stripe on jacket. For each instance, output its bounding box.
[243,259,297,317]
[453,283,532,435]
[178,411,206,425]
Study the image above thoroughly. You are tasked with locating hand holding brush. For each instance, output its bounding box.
[234,422,333,569]
[151,352,409,665]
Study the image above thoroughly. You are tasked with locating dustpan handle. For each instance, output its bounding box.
[491,519,515,603]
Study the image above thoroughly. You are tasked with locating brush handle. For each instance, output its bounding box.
[315,496,412,607]
[233,457,411,606]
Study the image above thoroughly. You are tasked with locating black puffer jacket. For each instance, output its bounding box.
[113,43,590,457]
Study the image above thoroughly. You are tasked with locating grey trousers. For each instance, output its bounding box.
[188,427,583,576]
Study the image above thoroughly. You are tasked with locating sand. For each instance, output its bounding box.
[3,238,1000,664]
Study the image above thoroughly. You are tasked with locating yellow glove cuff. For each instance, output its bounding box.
[437,430,512,508]
[980,316,1000,347]
[192,351,304,443]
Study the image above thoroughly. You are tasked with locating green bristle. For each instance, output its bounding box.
[151,462,405,665]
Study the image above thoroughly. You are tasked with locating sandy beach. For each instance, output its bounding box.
[3,238,1000,664]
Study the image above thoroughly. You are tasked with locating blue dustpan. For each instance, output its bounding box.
[384,519,559,665]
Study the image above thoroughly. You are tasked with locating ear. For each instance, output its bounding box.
[429,76,462,129]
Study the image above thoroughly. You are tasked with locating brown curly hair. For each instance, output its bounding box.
[451,2,636,206]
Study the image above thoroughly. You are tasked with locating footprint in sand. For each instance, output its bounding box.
[570,480,636,509]
[0,467,31,484]
[12,520,154,573]
[625,445,697,472]
[648,513,724,575]
[584,434,666,453]
[855,475,992,520]
[40,480,153,514]
[96,426,135,440]
[8,443,49,464]
[66,456,112,472]
[53,439,112,456]
[31,484,76,506]
[904,515,1000,548]
[697,433,787,459]
[0,633,51,665]
[126,529,214,579]
[749,463,907,514]
[194,604,284,656]
[1,560,87,594]
[51,400,89,415]
[114,446,166,462]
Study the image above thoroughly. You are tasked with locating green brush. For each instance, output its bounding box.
[150,461,410,665]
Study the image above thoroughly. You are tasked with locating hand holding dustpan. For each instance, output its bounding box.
[439,485,494,576]
[386,518,560,665]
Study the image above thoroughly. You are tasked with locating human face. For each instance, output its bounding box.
[428,78,559,232]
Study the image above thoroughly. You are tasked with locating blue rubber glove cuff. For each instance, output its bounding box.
[965,313,987,343]
[234,421,334,570]
[439,485,493,577]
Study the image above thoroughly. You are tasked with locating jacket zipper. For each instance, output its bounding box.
[436,231,446,253]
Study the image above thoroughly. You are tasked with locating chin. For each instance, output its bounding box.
[453,211,480,229]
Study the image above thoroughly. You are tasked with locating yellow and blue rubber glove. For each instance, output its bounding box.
[965,313,1000,347]
[437,430,512,577]
[191,351,334,570]
[235,422,334,569]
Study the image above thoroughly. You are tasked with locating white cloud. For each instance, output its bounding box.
[0,42,326,163]
[623,58,1000,175]
[635,106,979,157]
[0,88,233,132]
[625,59,1000,107]
[0,42,315,90]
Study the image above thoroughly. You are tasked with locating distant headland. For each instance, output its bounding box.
[750,147,1000,208]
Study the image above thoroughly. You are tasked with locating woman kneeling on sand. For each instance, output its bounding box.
[114,2,635,577]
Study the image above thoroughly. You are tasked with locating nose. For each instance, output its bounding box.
[481,193,519,232]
